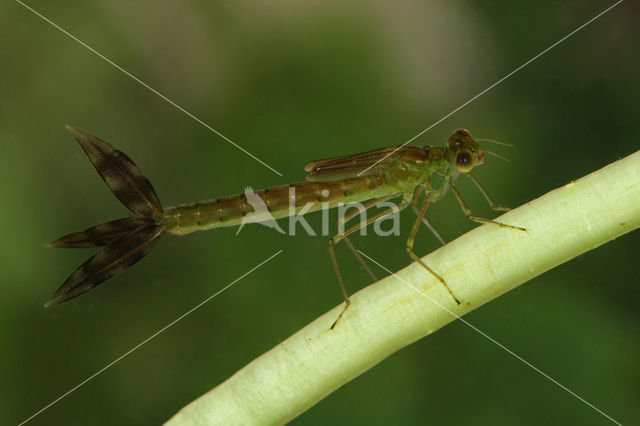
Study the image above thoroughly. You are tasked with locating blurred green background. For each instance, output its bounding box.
[1,0,638,424]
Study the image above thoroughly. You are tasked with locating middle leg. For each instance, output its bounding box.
[405,188,461,304]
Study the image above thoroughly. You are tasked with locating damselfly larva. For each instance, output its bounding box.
[46,126,524,327]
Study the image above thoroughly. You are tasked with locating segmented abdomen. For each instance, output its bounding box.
[163,175,389,234]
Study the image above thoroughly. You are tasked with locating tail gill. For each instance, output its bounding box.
[45,126,165,307]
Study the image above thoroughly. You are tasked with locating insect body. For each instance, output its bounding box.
[47,126,523,327]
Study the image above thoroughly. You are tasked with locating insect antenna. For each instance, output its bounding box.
[485,150,512,163]
[476,138,513,147]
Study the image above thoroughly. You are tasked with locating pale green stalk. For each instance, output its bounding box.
[166,151,640,425]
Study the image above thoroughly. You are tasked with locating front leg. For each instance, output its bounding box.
[448,178,526,232]
[465,172,510,212]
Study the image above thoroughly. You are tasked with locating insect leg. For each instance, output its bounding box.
[343,237,378,282]
[448,178,526,231]
[329,198,408,329]
[339,194,400,282]
[409,185,446,246]
[465,172,510,212]
[340,193,399,224]
[405,190,460,304]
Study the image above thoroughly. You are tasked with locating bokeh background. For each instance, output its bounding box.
[1,0,638,424]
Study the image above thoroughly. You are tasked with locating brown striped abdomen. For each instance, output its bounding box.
[162,175,389,234]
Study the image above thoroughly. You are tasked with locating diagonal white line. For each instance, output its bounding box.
[357,250,621,425]
[15,0,283,177]
[357,0,624,176]
[18,250,283,426]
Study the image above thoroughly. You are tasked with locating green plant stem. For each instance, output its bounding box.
[166,151,640,425]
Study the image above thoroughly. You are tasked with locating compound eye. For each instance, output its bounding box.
[456,150,473,171]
